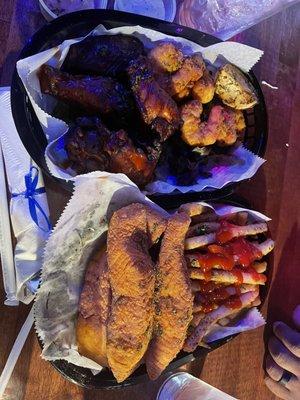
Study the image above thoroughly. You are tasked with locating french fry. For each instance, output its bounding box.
[192,212,219,223]
[191,280,224,293]
[185,222,268,250]
[189,268,266,285]
[179,202,204,217]
[193,284,257,312]
[253,239,275,256]
[186,222,220,238]
[251,297,261,307]
[185,233,216,250]
[191,312,205,327]
[234,211,248,226]
[184,290,259,352]
[251,261,267,273]
[193,302,218,313]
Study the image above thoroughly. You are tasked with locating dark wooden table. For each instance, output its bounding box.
[1,1,300,399]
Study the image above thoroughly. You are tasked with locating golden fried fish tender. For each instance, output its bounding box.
[171,54,205,99]
[192,69,215,104]
[146,212,193,380]
[148,42,184,73]
[77,246,111,367]
[107,203,166,383]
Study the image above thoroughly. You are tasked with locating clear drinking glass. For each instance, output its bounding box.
[178,0,298,40]
[157,372,237,400]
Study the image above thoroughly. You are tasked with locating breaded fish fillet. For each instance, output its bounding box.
[146,212,193,380]
[77,246,111,367]
[107,203,166,382]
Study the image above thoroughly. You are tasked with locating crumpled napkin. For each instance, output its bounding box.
[0,87,51,304]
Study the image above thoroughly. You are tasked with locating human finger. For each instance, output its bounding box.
[266,354,284,381]
[274,321,300,358]
[264,377,290,400]
[268,337,300,376]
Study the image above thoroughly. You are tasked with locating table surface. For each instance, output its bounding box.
[1,1,300,399]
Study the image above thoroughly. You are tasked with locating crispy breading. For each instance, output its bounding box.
[192,69,215,104]
[170,54,205,99]
[106,203,166,382]
[181,100,245,147]
[148,42,184,73]
[77,247,111,367]
[146,212,193,380]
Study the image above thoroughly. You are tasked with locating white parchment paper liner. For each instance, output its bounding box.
[34,173,268,371]
[17,24,265,194]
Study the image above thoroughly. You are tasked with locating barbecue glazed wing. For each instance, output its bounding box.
[62,34,144,77]
[127,56,180,141]
[39,64,133,119]
[107,204,167,383]
[106,129,159,187]
[146,211,193,380]
[77,246,111,367]
[65,117,160,186]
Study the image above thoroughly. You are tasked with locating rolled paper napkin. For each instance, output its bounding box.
[0,87,51,304]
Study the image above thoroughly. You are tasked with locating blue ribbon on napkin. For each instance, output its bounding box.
[12,166,52,232]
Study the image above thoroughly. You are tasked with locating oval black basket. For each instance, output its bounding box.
[35,193,273,389]
[10,9,268,202]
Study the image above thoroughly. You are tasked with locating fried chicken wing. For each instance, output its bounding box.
[77,246,111,367]
[217,107,245,146]
[170,54,205,99]
[127,56,180,141]
[107,204,166,383]
[146,212,193,380]
[181,100,245,147]
[39,65,133,119]
[148,42,184,73]
[192,69,215,104]
[181,100,216,146]
[65,117,160,186]
[62,34,144,77]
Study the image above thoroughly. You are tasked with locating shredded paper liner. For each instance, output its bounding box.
[17,24,265,194]
[34,172,266,372]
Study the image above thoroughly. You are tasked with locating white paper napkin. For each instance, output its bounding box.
[0,87,51,304]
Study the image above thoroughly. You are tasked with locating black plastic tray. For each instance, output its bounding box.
[10,9,268,202]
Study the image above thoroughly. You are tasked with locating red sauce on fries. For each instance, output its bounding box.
[231,269,244,284]
[208,238,262,268]
[225,295,243,310]
[194,253,234,271]
[215,220,237,243]
[196,281,225,293]
[243,267,267,283]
